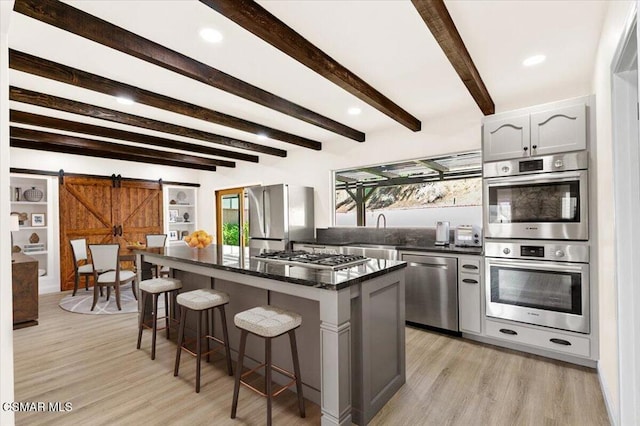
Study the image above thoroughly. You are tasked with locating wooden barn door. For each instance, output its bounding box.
[59,175,163,291]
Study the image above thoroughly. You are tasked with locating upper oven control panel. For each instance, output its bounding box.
[485,240,589,263]
[483,151,588,178]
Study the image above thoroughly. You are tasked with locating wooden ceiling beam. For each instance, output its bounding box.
[13,0,365,142]
[9,49,315,152]
[10,127,218,171]
[200,0,421,132]
[411,0,495,115]
[10,110,236,168]
[9,87,262,162]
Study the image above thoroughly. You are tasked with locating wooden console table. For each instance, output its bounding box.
[12,253,39,329]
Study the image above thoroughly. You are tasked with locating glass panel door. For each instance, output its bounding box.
[216,188,248,247]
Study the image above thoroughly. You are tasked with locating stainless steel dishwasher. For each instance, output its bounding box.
[400,253,458,332]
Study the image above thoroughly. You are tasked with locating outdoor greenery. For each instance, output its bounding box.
[222,222,249,246]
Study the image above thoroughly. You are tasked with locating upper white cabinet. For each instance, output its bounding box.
[164,185,198,245]
[10,173,60,294]
[483,98,588,162]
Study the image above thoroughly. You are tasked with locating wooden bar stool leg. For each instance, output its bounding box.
[115,284,122,311]
[151,293,158,360]
[136,291,147,350]
[219,305,233,376]
[174,308,187,377]
[164,291,170,339]
[91,284,99,311]
[206,309,211,363]
[265,337,272,426]
[85,275,89,291]
[231,329,248,419]
[196,310,203,393]
[289,330,306,418]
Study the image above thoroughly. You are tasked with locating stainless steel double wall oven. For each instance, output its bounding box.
[483,151,590,333]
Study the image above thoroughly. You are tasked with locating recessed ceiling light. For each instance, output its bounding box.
[257,134,268,141]
[523,54,546,67]
[116,97,134,105]
[347,107,362,115]
[200,28,223,43]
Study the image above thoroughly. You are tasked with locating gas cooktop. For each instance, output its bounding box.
[252,250,368,270]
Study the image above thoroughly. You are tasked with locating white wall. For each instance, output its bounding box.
[591,1,636,424]
[1,2,16,423]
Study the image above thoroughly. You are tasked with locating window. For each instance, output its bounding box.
[333,151,482,227]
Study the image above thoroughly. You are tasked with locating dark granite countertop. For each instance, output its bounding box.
[136,244,406,291]
[293,239,483,256]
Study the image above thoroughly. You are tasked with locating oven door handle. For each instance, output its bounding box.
[485,258,586,273]
[484,170,586,186]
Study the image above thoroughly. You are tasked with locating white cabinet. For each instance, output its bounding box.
[10,174,60,294]
[164,185,198,245]
[457,256,482,334]
[483,99,588,162]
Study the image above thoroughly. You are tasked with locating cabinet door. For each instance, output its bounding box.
[530,104,586,156]
[458,272,481,334]
[482,114,530,162]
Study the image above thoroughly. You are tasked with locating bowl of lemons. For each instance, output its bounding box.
[183,230,213,249]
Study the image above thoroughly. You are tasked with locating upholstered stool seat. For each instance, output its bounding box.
[174,288,233,393]
[231,305,305,426]
[136,277,182,360]
[234,305,302,337]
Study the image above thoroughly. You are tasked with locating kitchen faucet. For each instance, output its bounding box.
[376,213,387,229]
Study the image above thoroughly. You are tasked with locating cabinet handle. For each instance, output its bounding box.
[549,338,571,346]
[499,328,518,336]
[532,145,537,149]
[523,146,528,152]
[462,264,479,270]
[118,225,123,236]
[112,225,118,236]
[462,278,478,284]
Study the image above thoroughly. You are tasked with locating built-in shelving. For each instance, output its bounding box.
[10,173,60,294]
[163,185,198,245]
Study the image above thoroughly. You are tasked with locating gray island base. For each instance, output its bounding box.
[135,244,406,425]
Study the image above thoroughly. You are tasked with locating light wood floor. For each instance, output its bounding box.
[13,292,610,425]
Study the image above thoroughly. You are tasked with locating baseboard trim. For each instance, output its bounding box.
[597,361,618,426]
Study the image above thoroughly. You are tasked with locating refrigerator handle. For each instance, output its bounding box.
[262,190,267,235]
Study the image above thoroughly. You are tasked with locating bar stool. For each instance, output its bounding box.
[136,277,183,360]
[231,306,305,426]
[174,289,233,393]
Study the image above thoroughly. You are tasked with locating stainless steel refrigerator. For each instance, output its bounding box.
[247,184,314,250]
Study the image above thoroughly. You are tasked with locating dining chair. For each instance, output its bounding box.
[70,238,94,296]
[88,244,137,311]
[145,234,170,278]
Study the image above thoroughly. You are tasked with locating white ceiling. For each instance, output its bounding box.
[7,0,610,164]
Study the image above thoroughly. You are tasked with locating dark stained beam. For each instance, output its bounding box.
[411,0,494,115]
[10,110,236,168]
[10,127,218,171]
[13,0,365,142]
[200,0,421,132]
[9,87,263,162]
[9,49,318,151]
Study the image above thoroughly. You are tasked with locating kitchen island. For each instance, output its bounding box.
[135,244,406,426]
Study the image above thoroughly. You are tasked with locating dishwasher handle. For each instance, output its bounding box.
[407,262,449,269]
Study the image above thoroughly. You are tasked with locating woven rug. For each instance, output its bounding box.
[58,283,145,315]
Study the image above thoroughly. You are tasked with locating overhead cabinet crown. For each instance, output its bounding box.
[482,99,588,162]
